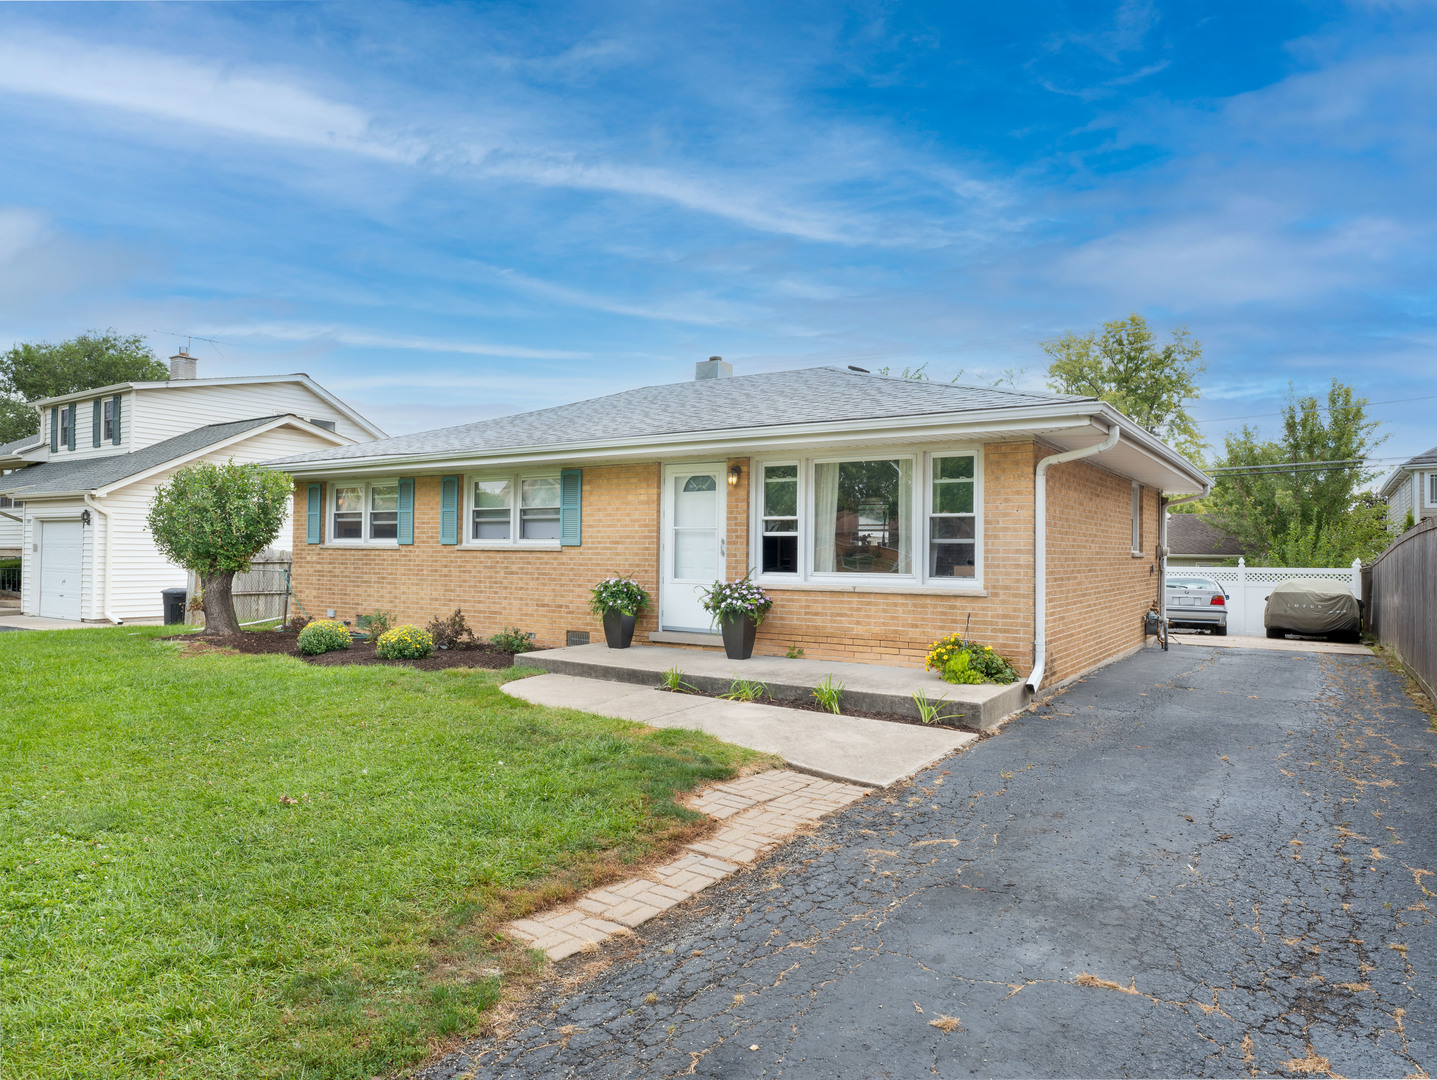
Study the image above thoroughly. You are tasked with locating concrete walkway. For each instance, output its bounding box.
[521,643,1027,731]
[1170,630,1372,655]
[503,673,977,788]
[0,615,121,631]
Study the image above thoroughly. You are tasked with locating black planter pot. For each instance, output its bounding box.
[720,616,757,660]
[602,610,637,649]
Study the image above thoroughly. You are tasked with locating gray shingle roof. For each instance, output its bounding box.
[1401,444,1437,467]
[0,433,43,458]
[0,416,285,497]
[270,366,1094,465]
[1166,513,1245,558]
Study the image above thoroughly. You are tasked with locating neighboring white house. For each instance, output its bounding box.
[0,352,384,623]
[1380,444,1437,533]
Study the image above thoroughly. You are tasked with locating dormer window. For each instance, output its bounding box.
[103,399,115,442]
[59,406,71,450]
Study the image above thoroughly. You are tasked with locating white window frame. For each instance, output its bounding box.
[757,460,801,576]
[1131,482,1143,555]
[102,399,114,443]
[1428,472,1437,508]
[461,471,564,549]
[327,480,401,546]
[749,446,985,591]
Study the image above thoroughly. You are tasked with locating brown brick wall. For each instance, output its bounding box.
[290,464,663,646]
[288,440,1156,685]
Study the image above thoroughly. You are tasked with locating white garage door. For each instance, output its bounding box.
[39,520,83,621]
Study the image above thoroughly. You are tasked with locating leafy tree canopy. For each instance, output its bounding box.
[1041,313,1206,461]
[147,460,293,634]
[1206,380,1389,566]
[1,331,169,444]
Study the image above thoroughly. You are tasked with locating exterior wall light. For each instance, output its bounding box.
[728,464,742,487]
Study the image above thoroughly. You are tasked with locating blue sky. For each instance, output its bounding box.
[0,1,1434,468]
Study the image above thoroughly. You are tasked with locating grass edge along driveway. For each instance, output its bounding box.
[0,627,770,1079]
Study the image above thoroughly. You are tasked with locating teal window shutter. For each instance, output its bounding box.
[112,395,123,445]
[397,478,414,545]
[560,469,582,547]
[439,475,459,545]
[92,400,101,447]
[66,405,76,451]
[50,407,58,452]
[306,484,322,544]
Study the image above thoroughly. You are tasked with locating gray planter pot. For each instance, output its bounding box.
[602,610,637,649]
[720,616,757,660]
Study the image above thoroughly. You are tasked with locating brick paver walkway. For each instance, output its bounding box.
[505,771,867,960]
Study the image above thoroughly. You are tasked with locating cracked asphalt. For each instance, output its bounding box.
[418,644,1437,1078]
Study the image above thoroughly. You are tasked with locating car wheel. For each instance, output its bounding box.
[1214,624,1227,637]
[1266,627,1285,639]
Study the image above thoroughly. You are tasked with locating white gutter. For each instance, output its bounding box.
[1025,424,1120,692]
[83,494,121,625]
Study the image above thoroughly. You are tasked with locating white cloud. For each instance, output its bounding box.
[205,323,590,360]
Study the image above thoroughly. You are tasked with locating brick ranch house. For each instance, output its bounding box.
[271,361,1210,689]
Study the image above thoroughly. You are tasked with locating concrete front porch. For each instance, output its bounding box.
[520,642,1029,731]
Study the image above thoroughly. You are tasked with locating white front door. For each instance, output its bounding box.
[39,520,83,621]
[660,463,727,632]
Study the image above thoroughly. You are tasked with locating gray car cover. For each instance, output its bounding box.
[1264,579,1360,633]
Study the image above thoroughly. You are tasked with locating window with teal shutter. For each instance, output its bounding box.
[397,478,414,545]
[111,395,123,445]
[50,408,58,452]
[66,405,76,451]
[306,484,322,544]
[439,476,459,545]
[559,469,582,546]
[92,400,101,447]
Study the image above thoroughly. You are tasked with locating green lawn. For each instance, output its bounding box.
[0,627,766,1079]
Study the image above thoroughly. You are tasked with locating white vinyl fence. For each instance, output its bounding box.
[1167,558,1362,637]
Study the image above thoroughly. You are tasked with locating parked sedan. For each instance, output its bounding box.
[1165,575,1229,635]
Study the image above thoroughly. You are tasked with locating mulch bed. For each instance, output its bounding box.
[658,686,977,732]
[168,630,521,671]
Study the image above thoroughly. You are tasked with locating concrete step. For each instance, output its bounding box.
[520,643,1028,732]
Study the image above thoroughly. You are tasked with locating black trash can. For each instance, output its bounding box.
[162,588,188,626]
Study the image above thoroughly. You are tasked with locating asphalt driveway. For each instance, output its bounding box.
[421,644,1437,1078]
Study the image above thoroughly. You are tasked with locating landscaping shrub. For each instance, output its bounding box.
[427,609,476,649]
[357,610,394,639]
[925,633,1018,684]
[489,626,535,653]
[942,651,983,684]
[284,614,312,633]
[297,619,352,655]
[376,624,434,660]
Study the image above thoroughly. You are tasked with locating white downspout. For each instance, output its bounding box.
[1026,424,1120,692]
[83,494,121,625]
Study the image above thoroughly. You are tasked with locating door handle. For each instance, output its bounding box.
[720,538,726,557]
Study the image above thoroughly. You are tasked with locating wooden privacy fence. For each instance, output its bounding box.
[186,553,291,626]
[1367,517,1437,702]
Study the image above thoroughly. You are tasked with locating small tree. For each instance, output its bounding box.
[147,460,292,634]
[1041,313,1206,461]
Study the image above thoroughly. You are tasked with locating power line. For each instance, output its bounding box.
[1194,393,1437,426]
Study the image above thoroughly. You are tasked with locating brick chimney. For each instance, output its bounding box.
[694,355,732,380]
[169,348,197,380]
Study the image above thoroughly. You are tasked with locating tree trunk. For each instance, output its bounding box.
[201,571,242,635]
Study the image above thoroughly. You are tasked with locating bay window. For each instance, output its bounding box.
[752,449,982,587]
